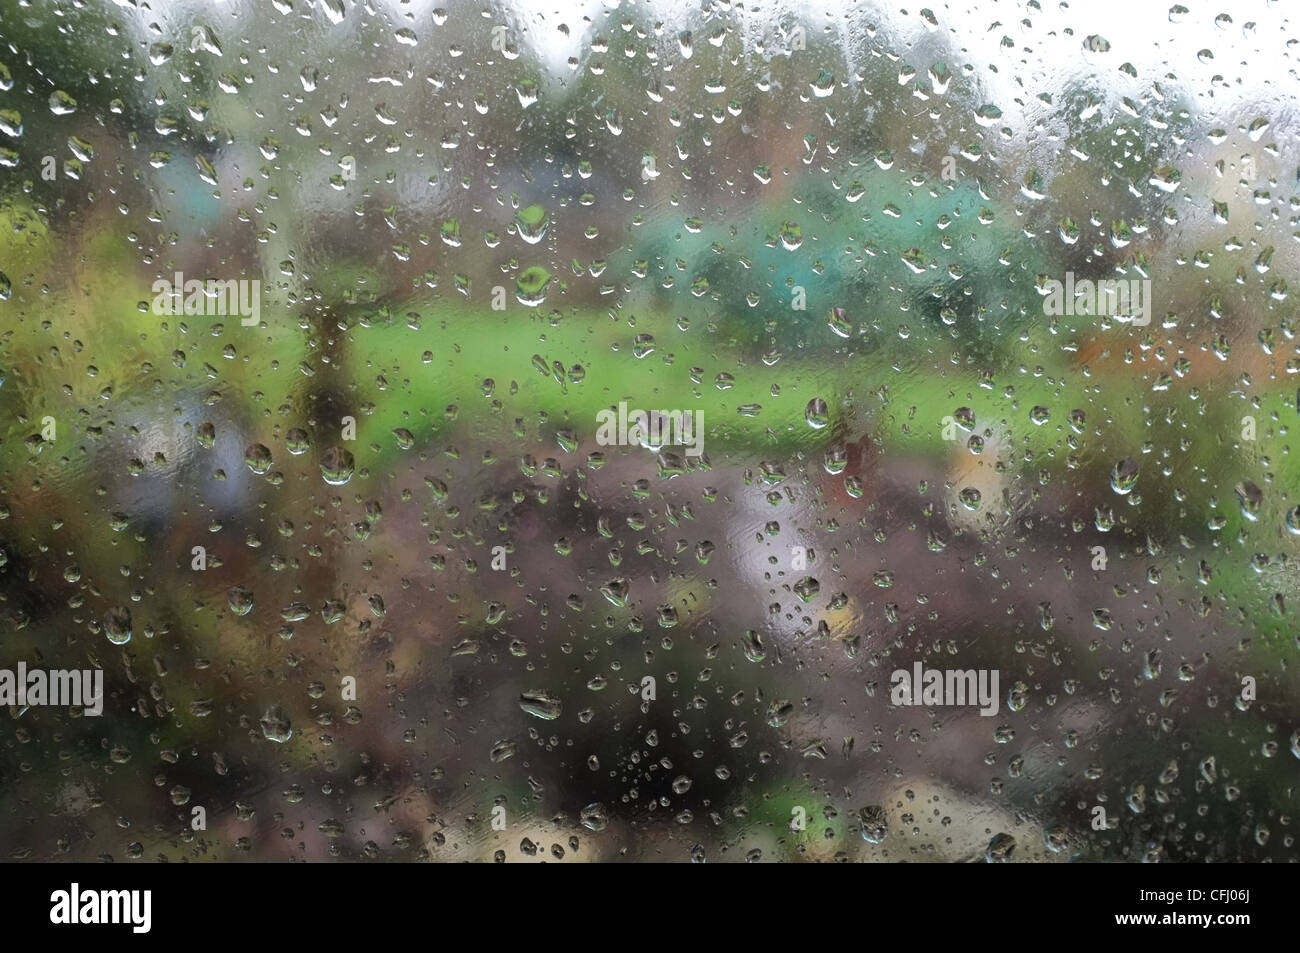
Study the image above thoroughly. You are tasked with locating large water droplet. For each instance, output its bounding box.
[519,690,562,720]
[320,446,355,485]
[103,607,132,645]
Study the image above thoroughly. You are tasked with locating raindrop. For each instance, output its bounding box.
[804,398,830,429]
[519,690,562,720]
[1110,457,1140,495]
[103,607,132,645]
[260,706,292,743]
[320,446,355,485]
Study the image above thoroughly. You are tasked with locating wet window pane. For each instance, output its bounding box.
[0,0,1295,864]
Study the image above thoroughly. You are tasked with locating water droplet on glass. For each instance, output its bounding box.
[519,690,562,720]
[320,446,355,485]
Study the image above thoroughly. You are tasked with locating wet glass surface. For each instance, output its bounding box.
[0,0,1296,862]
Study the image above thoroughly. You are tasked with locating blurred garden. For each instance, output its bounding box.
[0,0,1295,861]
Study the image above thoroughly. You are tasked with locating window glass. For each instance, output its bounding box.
[0,0,1294,863]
